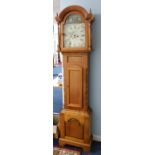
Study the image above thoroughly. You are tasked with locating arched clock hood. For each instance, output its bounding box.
[55,5,94,24]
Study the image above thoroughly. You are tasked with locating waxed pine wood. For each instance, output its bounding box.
[55,5,94,152]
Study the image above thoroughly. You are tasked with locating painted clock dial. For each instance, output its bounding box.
[63,14,85,48]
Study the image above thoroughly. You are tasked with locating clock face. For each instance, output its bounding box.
[63,14,86,48]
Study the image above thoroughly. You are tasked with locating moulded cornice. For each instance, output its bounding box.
[55,5,94,24]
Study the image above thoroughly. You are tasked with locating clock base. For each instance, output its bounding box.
[58,109,92,152]
[59,137,91,152]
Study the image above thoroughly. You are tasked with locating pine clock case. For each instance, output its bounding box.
[55,5,94,152]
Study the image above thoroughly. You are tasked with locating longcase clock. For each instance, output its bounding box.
[55,5,94,151]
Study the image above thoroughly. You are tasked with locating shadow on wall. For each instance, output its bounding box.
[89,13,101,137]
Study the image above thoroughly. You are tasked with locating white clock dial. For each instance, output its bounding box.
[63,23,85,48]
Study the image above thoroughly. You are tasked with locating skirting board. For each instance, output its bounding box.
[93,134,101,142]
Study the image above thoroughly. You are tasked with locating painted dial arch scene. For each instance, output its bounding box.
[63,14,86,48]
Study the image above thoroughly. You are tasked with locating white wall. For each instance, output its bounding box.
[60,0,101,141]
